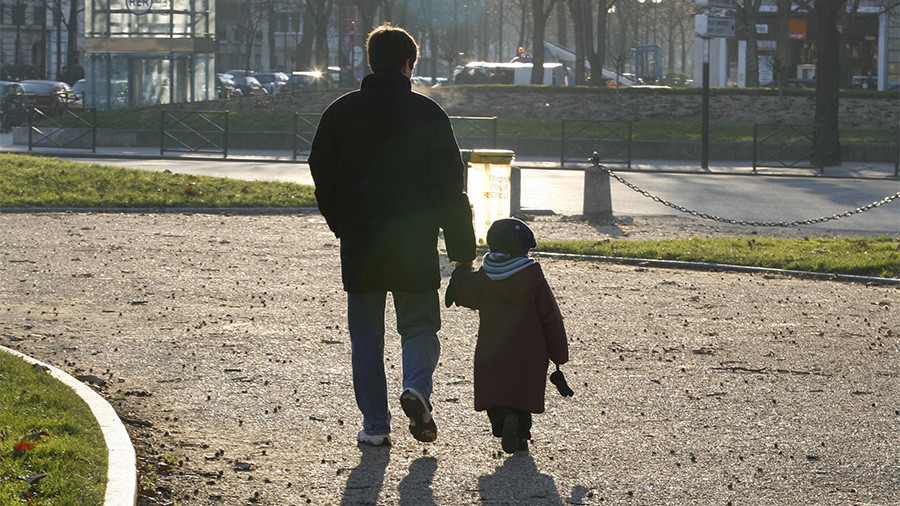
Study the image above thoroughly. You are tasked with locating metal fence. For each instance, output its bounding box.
[450,116,498,149]
[160,110,229,158]
[752,124,822,173]
[292,113,321,160]
[27,107,96,152]
[561,119,631,168]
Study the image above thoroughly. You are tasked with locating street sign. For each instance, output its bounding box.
[695,14,736,38]
[126,0,153,15]
[696,0,736,9]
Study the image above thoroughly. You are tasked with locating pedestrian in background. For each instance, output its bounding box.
[309,24,476,447]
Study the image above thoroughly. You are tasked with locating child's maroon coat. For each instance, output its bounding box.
[450,262,568,413]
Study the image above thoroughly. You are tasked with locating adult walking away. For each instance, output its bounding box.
[309,24,476,447]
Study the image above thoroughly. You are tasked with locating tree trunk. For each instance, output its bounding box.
[298,3,316,69]
[593,1,609,84]
[268,3,278,70]
[357,0,381,34]
[530,0,557,84]
[775,0,791,88]
[811,0,845,167]
[566,0,587,84]
[314,1,332,69]
[557,1,567,46]
[67,0,78,66]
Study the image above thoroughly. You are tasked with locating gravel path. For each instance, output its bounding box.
[1,212,898,505]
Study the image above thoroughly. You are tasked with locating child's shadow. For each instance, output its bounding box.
[398,456,438,505]
[340,445,390,506]
[477,452,564,504]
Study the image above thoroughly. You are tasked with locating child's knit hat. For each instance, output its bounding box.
[486,218,536,257]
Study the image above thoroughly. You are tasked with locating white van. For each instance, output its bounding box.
[453,61,567,86]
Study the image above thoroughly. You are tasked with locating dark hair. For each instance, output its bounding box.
[366,24,418,73]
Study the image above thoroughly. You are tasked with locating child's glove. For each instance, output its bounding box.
[445,262,472,308]
[550,364,574,397]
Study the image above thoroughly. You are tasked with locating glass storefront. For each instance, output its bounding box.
[84,0,215,110]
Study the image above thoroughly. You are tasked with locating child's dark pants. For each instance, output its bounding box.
[487,407,532,440]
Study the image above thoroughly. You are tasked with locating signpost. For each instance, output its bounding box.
[695,0,735,169]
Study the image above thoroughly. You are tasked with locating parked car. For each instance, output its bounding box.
[216,73,242,99]
[253,72,290,94]
[72,78,85,101]
[224,69,252,78]
[0,81,27,131]
[760,79,816,88]
[231,75,268,96]
[20,79,84,113]
[291,71,329,90]
[290,67,342,90]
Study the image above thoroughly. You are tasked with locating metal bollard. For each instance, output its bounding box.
[583,162,613,223]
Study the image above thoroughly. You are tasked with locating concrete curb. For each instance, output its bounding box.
[0,345,137,506]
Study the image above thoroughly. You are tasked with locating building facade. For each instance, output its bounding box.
[82,0,216,109]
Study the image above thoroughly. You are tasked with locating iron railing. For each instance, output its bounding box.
[752,124,822,173]
[292,113,321,160]
[450,116,498,149]
[562,119,631,168]
[27,107,96,152]
[160,110,229,158]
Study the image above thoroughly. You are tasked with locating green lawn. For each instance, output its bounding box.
[0,351,107,505]
[0,153,316,208]
[537,236,899,278]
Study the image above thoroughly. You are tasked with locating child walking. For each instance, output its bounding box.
[446,218,571,453]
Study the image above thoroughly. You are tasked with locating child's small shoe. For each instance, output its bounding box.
[501,415,519,454]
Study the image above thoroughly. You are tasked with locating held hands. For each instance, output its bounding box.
[444,260,473,308]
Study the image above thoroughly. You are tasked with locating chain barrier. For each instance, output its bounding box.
[589,153,900,228]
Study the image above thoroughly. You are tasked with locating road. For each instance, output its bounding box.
[68,155,900,236]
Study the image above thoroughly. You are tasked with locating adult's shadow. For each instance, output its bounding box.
[340,444,390,506]
[398,456,438,505]
[477,452,564,505]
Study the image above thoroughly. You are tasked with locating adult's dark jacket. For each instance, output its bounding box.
[450,263,569,413]
[309,70,476,292]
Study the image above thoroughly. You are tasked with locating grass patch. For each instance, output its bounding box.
[537,236,900,278]
[0,153,316,208]
[0,350,107,504]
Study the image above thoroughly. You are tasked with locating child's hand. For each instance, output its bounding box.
[452,260,473,270]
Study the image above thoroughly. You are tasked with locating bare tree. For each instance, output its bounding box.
[296,0,334,70]
[810,0,846,166]
[566,0,589,83]
[530,0,559,84]
[356,0,383,33]
[735,0,764,86]
[42,0,83,76]
[218,0,267,70]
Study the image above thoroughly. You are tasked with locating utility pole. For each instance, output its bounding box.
[694,0,735,169]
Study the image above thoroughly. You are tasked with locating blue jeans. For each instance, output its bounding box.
[347,290,441,436]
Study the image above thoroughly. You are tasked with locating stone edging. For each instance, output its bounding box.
[0,345,137,506]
